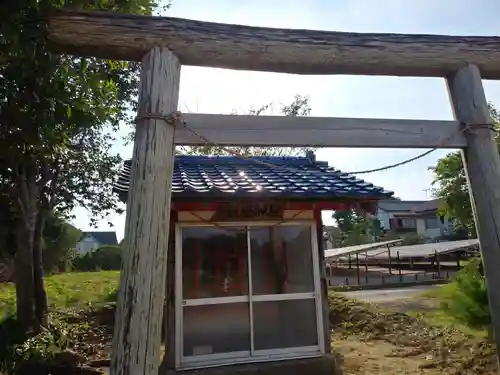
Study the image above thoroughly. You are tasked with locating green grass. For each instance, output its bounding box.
[0,271,120,320]
[409,309,487,338]
[423,280,460,300]
[0,269,488,340]
[409,283,488,338]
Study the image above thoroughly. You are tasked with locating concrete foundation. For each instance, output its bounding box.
[162,355,340,375]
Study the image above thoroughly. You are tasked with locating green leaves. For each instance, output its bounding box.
[332,209,383,246]
[442,258,490,328]
[0,0,151,225]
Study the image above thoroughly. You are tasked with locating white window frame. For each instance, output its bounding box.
[174,220,324,370]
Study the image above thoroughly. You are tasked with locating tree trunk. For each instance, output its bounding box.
[33,210,48,328]
[14,208,37,332]
[14,167,42,333]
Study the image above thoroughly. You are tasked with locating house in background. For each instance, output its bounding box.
[376,198,453,240]
[75,231,118,254]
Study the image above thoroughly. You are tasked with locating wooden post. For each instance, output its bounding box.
[387,245,392,275]
[397,251,402,282]
[435,250,441,278]
[355,253,360,285]
[447,64,500,362]
[364,252,369,285]
[110,47,180,375]
[314,210,331,354]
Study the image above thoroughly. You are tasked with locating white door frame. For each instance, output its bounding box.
[174,220,324,369]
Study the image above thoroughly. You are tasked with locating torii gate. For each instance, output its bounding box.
[48,10,500,375]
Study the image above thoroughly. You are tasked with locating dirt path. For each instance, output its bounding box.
[342,285,436,303]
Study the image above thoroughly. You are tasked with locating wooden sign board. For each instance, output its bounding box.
[211,201,285,222]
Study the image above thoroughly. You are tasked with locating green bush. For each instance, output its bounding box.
[104,287,118,303]
[0,315,77,374]
[43,217,82,273]
[73,245,122,271]
[441,257,490,328]
[0,316,23,374]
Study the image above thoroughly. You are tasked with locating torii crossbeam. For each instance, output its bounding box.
[47,9,500,375]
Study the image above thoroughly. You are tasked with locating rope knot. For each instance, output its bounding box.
[461,121,496,136]
[134,111,183,126]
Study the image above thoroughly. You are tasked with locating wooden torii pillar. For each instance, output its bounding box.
[109,47,180,375]
[47,10,500,374]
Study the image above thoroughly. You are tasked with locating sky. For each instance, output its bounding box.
[72,0,500,240]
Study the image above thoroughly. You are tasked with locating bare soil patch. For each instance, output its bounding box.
[333,337,441,375]
[329,293,497,374]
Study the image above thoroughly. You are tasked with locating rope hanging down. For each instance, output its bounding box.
[349,122,495,174]
[134,112,494,175]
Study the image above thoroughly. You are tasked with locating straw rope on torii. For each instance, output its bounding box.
[45,8,500,375]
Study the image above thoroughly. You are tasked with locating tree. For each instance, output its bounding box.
[432,103,500,237]
[332,209,383,246]
[42,216,81,272]
[177,95,314,157]
[0,0,158,332]
[73,245,122,271]
[0,202,81,272]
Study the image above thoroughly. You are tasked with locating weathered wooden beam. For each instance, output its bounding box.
[447,64,500,365]
[48,9,500,78]
[110,47,180,375]
[175,114,466,148]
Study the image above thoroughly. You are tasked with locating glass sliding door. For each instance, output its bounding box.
[177,222,323,368]
[179,227,251,365]
[252,299,318,350]
[249,225,321,356]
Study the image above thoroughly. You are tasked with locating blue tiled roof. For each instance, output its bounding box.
[114,155,393,201]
